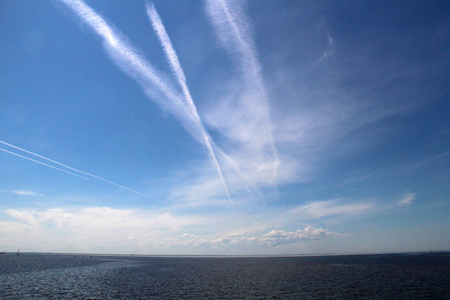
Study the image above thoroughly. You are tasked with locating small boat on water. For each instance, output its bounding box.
[16,248,20,255]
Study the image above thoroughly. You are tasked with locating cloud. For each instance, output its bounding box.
[260,227,340,246]
[12,190,44,197]
[204,0,266,91]
[165,154,290,209]
[204,0,279,185]
[4,207,196,232]
[0,206,344,253]
[398,192,415,206]
[54,0,427,210]
[339,151,450,188]
[175,226,340,248]
[313,30,335,66]
[1,207,203,253]
[292,199,374,219]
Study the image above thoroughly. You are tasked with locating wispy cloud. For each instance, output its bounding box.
[313,30,335,66]
[342,151,450,186]
[205,0,264,90]
[0,140,165,204]
[12,190,44,197]
[398,192,415,206]
[292,199,374,219]
[204,0,279,184]
[1,207,204,253]
[166,157,269,209]
[0,189,44,197]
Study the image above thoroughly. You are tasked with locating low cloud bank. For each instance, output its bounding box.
[174,227,340,249]
[0,207,340,253]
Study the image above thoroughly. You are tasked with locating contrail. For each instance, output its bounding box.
[145,3,199,121]
[0,140,166,204]
[57,0,204,145]
[57,0,188,121]
[57,0,231,199]
[146,3,231,204]
[0,147,88,180]
[0,139,93,177]
[205,0,280,183]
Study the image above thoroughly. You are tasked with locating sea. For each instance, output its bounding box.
[0,252,448,299]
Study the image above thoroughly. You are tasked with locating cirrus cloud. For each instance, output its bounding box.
[291,199,375,219]
[398,192,416,206]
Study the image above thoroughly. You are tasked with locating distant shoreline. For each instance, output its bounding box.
[2,250,448,258]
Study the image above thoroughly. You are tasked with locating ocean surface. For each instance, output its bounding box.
[0,252,448,299]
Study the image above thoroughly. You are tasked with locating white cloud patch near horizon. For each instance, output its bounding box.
[1,207,202,253]
[157,227,340,249]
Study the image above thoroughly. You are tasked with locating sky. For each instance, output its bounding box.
[0,0,449,255]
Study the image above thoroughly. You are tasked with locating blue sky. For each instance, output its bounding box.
[0,0,449,255]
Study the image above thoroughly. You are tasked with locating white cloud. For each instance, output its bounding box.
[0,206,343,253]
[0,189,44,197]
[12,190,44,197]
[174,226,339,248]
[261,227,340,246]
[204,0,279,189]
[4,207,200,232]
[0,207,204,253]
[292,199,374,219]
[398,192,415,206]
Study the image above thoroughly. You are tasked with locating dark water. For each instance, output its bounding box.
[0,253,449,299]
